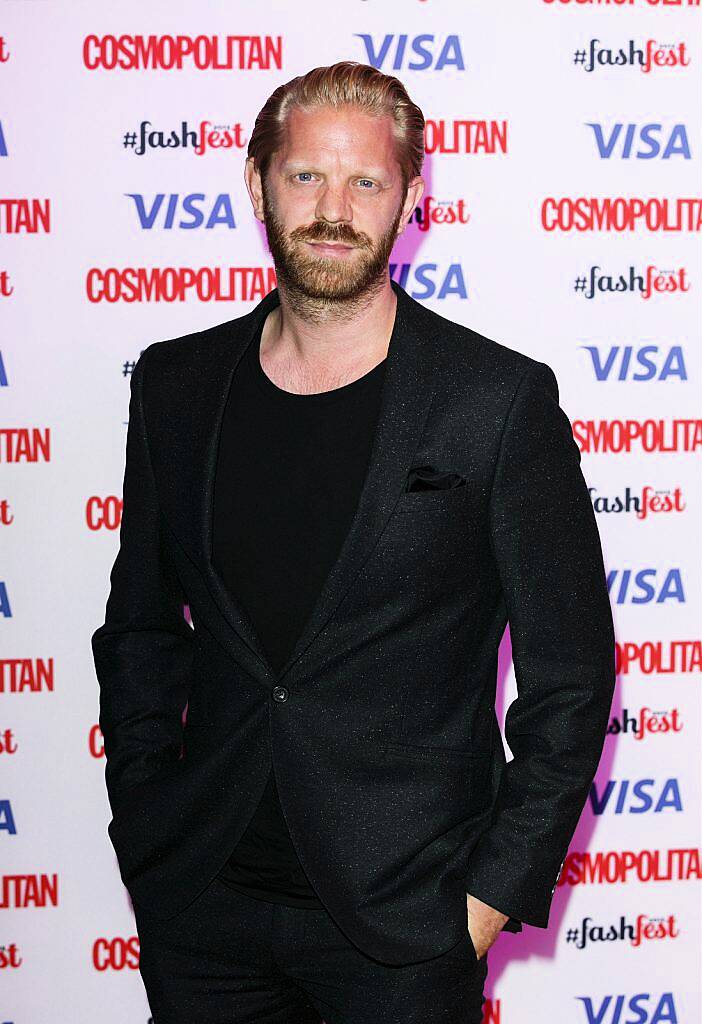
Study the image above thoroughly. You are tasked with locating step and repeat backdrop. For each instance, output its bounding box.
[2,2,701,1022]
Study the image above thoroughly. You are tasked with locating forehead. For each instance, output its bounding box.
[276,105,399,176]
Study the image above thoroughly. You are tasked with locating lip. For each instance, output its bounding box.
[306,241,356,256]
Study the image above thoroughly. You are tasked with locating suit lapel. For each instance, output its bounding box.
[196,279,437,686]
[195,286,281,679]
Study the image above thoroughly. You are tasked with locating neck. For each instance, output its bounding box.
[259,276,397,390]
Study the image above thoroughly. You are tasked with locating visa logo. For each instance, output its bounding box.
[126,193,237,230]
[587,123,691,160]
[355,34,464,71]
[576,991,678,1024]
[579,345,686,382]
[606,569,685,605]
[389,263,468,299]
[590,778,683,815]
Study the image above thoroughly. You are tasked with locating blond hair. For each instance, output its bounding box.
[247,60,425,195]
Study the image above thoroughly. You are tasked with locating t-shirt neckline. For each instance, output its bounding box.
[249,320,387,405]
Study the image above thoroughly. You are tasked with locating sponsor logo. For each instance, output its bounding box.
[355,33,464,71]
[573,37,689,73]
[83,34,282,71]
[573,266,688,299]
[587,122,691,160]
[607,707,683,740]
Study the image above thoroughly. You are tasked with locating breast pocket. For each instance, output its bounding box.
[393,480,476,515]
[368,480,483,591]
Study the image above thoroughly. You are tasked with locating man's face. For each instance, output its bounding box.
[251,105,420,302]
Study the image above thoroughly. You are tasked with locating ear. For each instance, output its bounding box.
[396,176,425,236]
[244,157,265,223]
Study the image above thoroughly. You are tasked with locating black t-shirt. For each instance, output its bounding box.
[212,316,387,906]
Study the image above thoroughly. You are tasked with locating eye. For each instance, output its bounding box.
[357,179,377,190]
[293,172,316,183]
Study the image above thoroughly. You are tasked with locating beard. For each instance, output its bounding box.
[260,178,404,305]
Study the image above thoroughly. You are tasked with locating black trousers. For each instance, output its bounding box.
[134,872,489,1024]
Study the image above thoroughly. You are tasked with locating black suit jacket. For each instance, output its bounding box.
[91,278,616,965]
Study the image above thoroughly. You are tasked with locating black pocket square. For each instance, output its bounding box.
[405,466,467,492]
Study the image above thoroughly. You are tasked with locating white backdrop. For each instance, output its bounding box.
[2,2,701,1022]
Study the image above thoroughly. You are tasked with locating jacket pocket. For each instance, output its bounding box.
[393,480,475,515]
[110,759,186,819]
[382,740,487,768]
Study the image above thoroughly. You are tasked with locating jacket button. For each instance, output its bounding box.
[272,685,289,702]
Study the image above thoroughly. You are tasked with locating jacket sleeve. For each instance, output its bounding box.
[91,345,195,817]
[463,361,616,929]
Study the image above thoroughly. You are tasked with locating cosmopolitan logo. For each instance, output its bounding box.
[424,119,506,154]
[573,418,702,452]
[587,123,691,160]
[589,778,683,815]
[606,567,685,604]
[589,485,685,519]
[574,265,688,300]
[576,992,678,1023]
[409,196,470,232]
[87,495,123,531]
[607,706,683,741]
[0,198,50,234]
[573,37,689,73]
[0,658,55,694]
[565,913,678,950]
[390,263,467,299]
[580,344,686,381]
[0,874,58,909]
[89,725,104,759]
[557,846,701,888]
[355,33,464,70]
[0,428,50,461]
[615,639,701,676]
[93,934,141,972]
[542,196,702,232]
[127,193,237,230]
[83,34,282,70]
[123,121,247,156]
[546,0,700,8]
[85,265,276,302]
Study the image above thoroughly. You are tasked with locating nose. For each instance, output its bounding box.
[314,182,353,227]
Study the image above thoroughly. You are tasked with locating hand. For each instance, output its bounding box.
[466,892,510,959]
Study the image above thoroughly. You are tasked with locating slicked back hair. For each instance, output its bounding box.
[247,60,425,197]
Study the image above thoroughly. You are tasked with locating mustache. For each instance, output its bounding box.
[289,223,369,247]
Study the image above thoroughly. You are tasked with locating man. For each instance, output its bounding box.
[92,61,616,1023]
